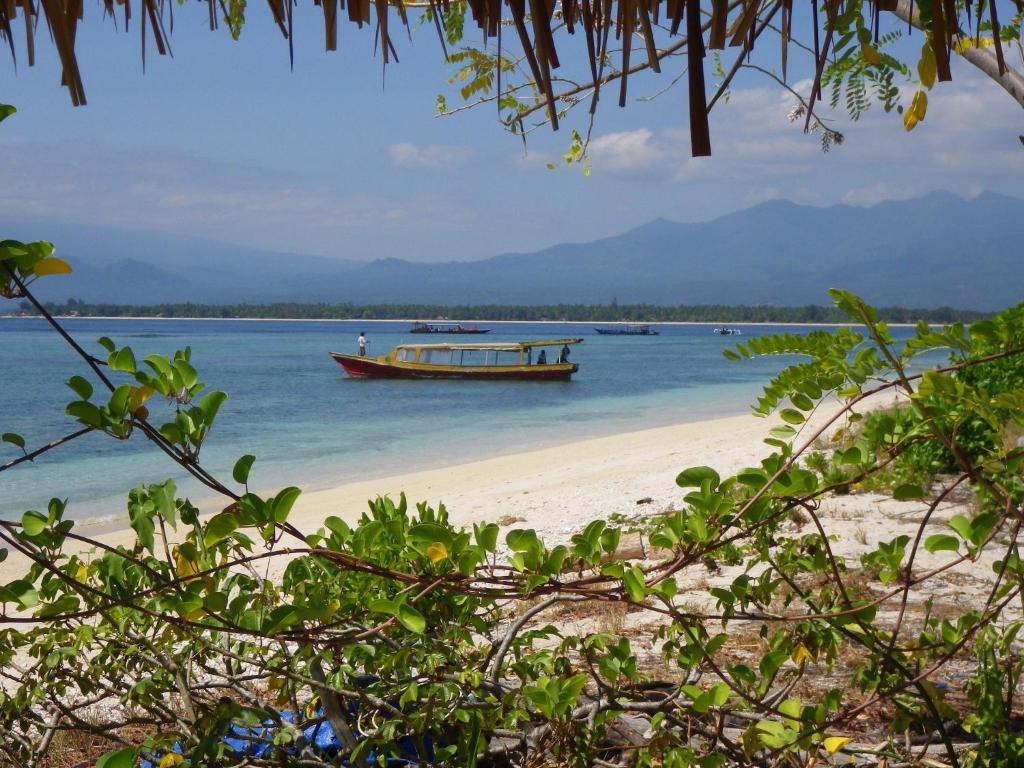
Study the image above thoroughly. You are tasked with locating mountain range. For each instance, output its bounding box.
[5,190,1021,310]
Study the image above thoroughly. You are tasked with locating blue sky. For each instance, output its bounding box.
[2,4,1022,261]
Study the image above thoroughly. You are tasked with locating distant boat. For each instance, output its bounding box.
[593,324,660,336]
[330,338,582,380]
[713,327,742,335]
[409,322,490,334]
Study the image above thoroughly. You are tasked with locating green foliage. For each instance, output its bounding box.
[823,22,906,121]
[2,270,1023,766]
[961,623,1024,766]
[0,238,71,299]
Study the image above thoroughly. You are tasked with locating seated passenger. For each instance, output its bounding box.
[537,350,547,365]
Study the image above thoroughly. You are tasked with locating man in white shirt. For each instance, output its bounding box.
[358,332,367,356]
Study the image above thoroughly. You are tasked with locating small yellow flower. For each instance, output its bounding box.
[823,736,851,754]
[426,542,448,563]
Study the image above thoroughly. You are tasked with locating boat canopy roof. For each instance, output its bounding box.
[396,338,583,351]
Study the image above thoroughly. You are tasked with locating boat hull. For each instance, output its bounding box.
[594,328,659,336]
[409,329,491,334]
[330,353,577,381]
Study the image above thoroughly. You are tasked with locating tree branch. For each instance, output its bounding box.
[891,0,1024,109]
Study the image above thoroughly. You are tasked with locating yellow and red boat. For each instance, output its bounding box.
[330,338,582,381]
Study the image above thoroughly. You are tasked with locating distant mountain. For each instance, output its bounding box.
[0,219,364,304]
[5,191,1022,310]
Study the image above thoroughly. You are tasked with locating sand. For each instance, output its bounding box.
[12,390,978,600]
[1,408,826,582]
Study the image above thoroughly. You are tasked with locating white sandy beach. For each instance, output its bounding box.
[11,390,982,605]
[0,408,815,581]
[4,394,1010,691]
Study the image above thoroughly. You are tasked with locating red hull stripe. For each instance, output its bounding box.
[329,354,576,381]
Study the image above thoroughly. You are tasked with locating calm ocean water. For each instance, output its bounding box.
[0,318,922,523]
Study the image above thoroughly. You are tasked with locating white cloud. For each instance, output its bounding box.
[841,183,919,206]
[586,129,672,179]
[568,66,1023,202]
[389,142,475,169]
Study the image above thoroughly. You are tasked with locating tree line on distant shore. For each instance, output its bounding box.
[12,299,988,323]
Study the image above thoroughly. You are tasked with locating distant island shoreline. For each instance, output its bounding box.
[3,300,987,325]
[0,315,979,328]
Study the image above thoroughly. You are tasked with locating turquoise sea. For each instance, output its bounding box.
[0,318,919,523]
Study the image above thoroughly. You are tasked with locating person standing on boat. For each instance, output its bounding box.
[558,344,571,364]
[358,332,368,357]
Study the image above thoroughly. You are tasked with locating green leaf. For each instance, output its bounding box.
[769,425,796,440]
[96,336,116,353]
[21,511,47,537]
[778,698,802,721]
[457,548,484,575]
[66,401,103,428]
[0,580,38,608]
[37,594,80,618]
[66,375,93,400]
[790,393,814,411]
[779,408,805,425]
[109,347,137,374]
[233,454,256,485]
[676,466,720,489]
[272,487,301,524]
[755,719,794,749]
[737,468,768,488]
[2,432,25,450]
[949,514,973,543]
[173,358,199,389]
[324,516,350,540]
[204,511,240,547]
[0,104,16,124]
[924,534,960,554]
[96,746,137,768]
[623,566,647,602]
[474,522,499,552]
[892,483,925,501]
[369,598,398,617]
[506,528,540,552]
[398,603,426,634]
[199,390,228,423]
[707,682,730,707]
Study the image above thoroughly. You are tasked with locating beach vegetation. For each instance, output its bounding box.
[9,299,989,324]
[3,240,1024,767]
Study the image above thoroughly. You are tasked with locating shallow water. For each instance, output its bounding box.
[0,318,924,522]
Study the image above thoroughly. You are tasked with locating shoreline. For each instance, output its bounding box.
[0,406,840,582]
[2,315,921,328]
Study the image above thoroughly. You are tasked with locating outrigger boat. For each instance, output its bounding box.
[594,324,660,336]
[330,338,582,381]
[409,322,491,334]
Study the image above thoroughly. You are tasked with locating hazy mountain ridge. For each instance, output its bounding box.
[8,191,1022,310]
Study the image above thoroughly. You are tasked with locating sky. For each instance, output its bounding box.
[1,3,1022,262]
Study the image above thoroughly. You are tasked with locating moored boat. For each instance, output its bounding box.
[594,324,660,336]
[409,322,491,334]
[330,338,582,380]
[713,327,742,335]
